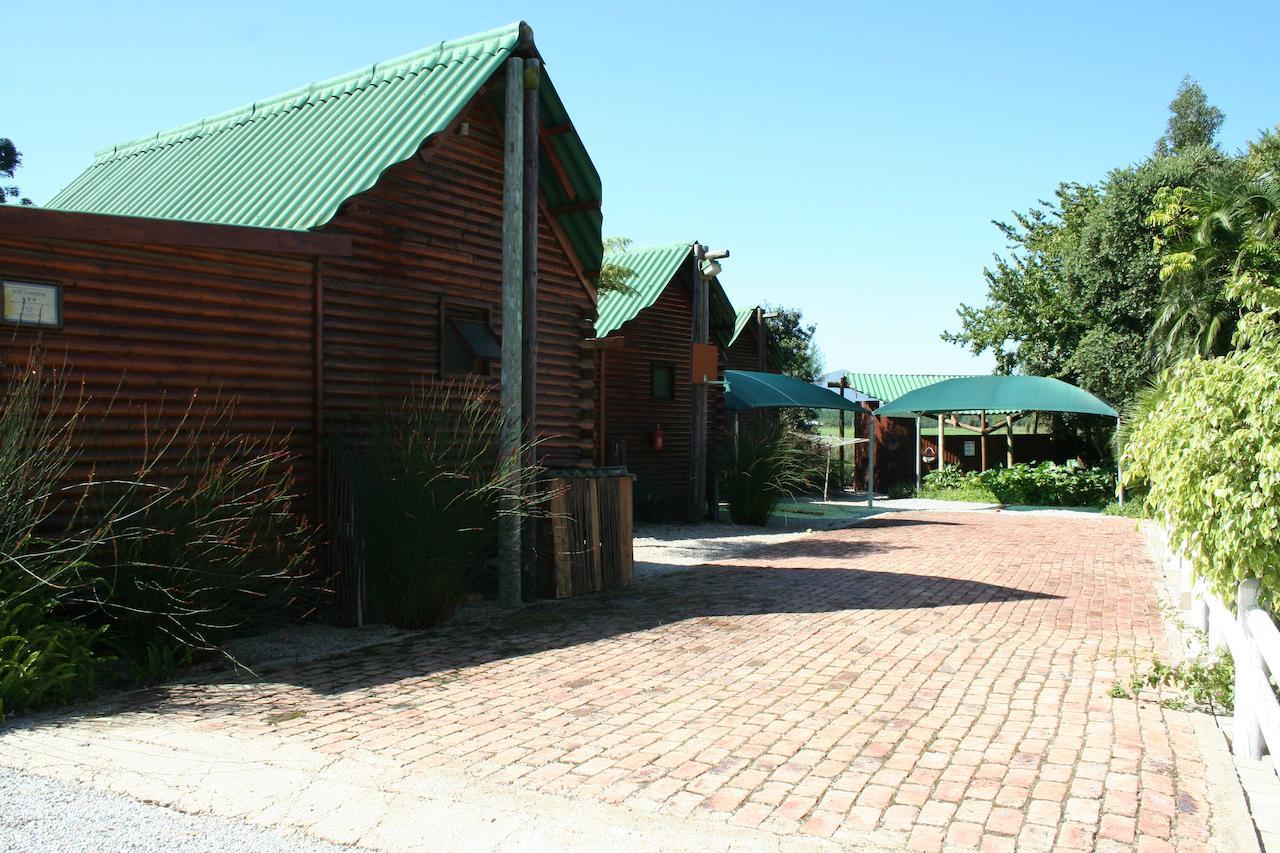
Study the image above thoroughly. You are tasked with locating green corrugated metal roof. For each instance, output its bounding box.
[596,241,736,345]
[46,21,603,275]
[729,307,756,347]
[843,373,969,403]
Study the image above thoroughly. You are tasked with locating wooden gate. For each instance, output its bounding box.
[539,469,634,598]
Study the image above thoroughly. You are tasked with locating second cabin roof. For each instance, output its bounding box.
[596,241,736,344]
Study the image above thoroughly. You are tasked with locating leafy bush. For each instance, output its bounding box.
[920,462,1114,506]
[719,423,810,526]
[333,381,539,628]
[1125,315,1280,601]
[0,569,106,719]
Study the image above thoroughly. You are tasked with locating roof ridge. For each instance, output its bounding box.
[602,240,694,261]
[91,21,525,164]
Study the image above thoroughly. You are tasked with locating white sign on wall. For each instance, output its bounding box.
[2,280,62,327]
[964,440,976,457]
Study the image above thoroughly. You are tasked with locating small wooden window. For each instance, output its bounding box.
[651,363,675,401]
[442,304,499,376]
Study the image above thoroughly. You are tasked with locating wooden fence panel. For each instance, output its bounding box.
[539,470,634,598]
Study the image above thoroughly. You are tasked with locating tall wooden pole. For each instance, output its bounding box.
[938,414,946,472]
[914,414,922,493]
[980,411,987,472]
[689,245,708,521]
[755,307,766,371]
[498,57,525,608]
[866,411,876,506]
[520,58,541,580]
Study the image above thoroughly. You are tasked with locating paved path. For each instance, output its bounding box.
[0,513,1215,851]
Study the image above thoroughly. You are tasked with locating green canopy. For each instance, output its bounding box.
[724,370,872,412]
[874,375,1118,419]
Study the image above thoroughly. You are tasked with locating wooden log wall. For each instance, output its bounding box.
[600,272,696,518]
[0,235,318,498]
[319,97,595,470]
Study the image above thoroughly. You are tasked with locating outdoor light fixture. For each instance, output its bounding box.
[700,260,722,279]
[702,248,730,261]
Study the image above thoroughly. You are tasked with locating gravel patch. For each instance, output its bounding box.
[0,767,348,852]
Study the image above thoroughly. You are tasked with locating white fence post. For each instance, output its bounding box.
[1236,579,1265,761]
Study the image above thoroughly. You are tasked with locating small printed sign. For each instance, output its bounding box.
[964,440,976,457]
[2,280,61,327]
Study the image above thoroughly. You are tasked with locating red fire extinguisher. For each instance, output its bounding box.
[651,424,664,451]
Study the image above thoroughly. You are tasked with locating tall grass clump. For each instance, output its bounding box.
[332,380,541,629]
[1,348,317,716]
[720,422,810,526]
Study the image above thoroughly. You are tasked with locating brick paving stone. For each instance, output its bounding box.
[0,512,1220,849]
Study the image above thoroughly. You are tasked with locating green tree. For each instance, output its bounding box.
[1155,76,1225,156]
[0,138,33,205]
[947,151,1221,419]
[597,236,636,294]
[763,303,821,382]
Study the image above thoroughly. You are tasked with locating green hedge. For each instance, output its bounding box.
[921,463,1115,506]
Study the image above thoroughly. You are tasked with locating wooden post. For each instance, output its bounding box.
[498,57,525,609]
[980,411,987,472]
[755,306,766,371]
[1116,416,1125,505]
[866,411,876,506]
[914,414,922,493]
[689,245,709,521]
[1236,579,1264,760]
[938,413,945,472]
[521,58,541,580]
[1006,415,1015,466]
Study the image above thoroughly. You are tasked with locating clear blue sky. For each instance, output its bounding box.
[7,2,1277,375]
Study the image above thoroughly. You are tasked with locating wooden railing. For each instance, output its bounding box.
[1192,577,1280,766]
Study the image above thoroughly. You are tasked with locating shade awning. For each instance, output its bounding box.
[874,375,1118,419]
[724,370,873,412]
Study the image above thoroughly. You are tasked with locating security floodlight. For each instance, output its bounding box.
[700,260,722,279]
[703,248,730,261]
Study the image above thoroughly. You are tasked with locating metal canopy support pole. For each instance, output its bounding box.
[866,411,876,507]
[915,414,922,493]
[689,246,709,521]
[520,58,541,586]
[498,57,525,609]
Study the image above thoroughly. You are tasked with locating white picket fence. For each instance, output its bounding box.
[1189,577,1280,765]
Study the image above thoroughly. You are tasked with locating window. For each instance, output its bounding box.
[651,363,675,401]
[442,304,500,375]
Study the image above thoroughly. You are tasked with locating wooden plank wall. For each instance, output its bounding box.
[319,97,595,470]
[600,271,695,518]
[539,472,633,598]
[0,235,317,496]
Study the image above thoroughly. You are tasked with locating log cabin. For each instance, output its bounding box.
[2,22,607,605]
[594,241,735,520]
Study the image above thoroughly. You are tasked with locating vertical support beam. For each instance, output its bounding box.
[914,414,922,493]
[1006,415,1015,466]
[1115,416,1125,505]
[938,413,945,472]
[521,58,541,582]
[756,307,766,371]
[689,246,709,521]
[837,379,847,489]
[498,57,525,609]
[980,411,987,473]
[1236,579,1264,760]
[866,412,876,507]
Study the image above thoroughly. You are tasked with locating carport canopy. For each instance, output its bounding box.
[870,374,1122,507]
[874,375,1118,418]
[724,370,873,412]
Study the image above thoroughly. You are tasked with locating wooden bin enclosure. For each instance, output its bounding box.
[539,468,634,598]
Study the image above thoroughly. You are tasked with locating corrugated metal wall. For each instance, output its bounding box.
[320,98,595,469]
[0,235,318,496]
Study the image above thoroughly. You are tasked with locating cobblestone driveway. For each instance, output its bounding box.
[0,512,1211,851]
